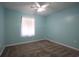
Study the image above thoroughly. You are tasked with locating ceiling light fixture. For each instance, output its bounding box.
[31,2,49,13]
[37,8,46,12]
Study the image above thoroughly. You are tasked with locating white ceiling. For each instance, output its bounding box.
[1,2,79,16]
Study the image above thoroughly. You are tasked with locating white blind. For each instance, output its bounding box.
[21,16,35,37]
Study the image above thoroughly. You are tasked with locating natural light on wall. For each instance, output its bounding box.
[21,16,35,37]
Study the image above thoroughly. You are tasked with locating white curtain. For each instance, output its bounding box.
[21,16,35,37]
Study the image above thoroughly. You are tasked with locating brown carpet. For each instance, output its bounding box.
[1,40,79,57]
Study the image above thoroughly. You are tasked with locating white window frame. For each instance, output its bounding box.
[21,16,35,37]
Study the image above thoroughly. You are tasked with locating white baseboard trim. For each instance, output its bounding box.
[6,39,44,47]
[0,47,5,56]
[46,38,79,51]
[5,38,79,51]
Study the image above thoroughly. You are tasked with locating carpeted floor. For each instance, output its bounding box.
[1,40,79,57]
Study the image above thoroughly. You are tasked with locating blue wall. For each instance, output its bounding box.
[46,6,79,48]
[5,8,45,45]
[0,5,5,53]
[1,5,79,49]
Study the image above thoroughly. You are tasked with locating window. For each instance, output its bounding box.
[21,16,35,37]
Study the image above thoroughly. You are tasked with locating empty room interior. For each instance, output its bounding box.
[1,2,79,57]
